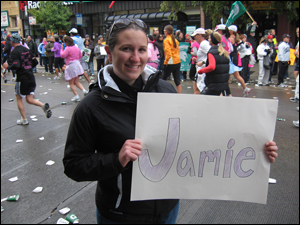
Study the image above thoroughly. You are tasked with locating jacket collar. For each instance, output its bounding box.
[97,64,158,92]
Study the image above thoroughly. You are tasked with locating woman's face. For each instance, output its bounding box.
[97,39,102,45]
[105,29,148,86]
[194,34,201,43]
[208,35,212,45]
[179,32,183,39]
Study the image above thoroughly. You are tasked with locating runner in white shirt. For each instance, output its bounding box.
[191,28,211,94]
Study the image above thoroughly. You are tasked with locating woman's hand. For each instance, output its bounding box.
[119,139,142,167]
[3,62,8,69]
[196,62,203,67]
[264,141,278,163]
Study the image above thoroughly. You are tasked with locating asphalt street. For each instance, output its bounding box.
[1,62,299,224]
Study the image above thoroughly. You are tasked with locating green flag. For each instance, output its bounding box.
[225,1,247,27]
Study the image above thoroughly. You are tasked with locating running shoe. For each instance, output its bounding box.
[17,118,29,125]
[290,97,299,103]
[43,103,52,118]
[83,89,88,96]
[277,83,288,88]
[243,87,251,97]
[71,95,81,102]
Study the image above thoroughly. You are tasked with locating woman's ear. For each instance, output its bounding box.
[105,45,112,62]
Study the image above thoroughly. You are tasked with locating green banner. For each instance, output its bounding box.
[179,42,191,71]
[225,1,247,27]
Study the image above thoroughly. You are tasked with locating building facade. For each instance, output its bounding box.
[1,1,299,47]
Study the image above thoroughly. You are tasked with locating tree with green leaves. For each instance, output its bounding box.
[159,1,198,21]
[266,1,299,22]
[28,1,73,34]
[160,1,299,28]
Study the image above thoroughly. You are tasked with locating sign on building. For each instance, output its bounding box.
[1,11,9,27]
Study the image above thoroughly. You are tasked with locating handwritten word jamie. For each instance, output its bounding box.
[138,118,256,182]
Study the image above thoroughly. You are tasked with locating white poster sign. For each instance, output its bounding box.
[132,93,278,204]
[100,46,107,55]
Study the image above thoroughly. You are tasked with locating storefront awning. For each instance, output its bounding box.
[104,12,172,25]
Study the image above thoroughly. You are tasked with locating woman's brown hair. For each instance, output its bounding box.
[164,25,177,48]
[64,36,74,46]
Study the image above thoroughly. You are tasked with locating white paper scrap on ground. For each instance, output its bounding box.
[32,118,38,121]
[32,187,43,193]
[59,207,71,215]
[57,218,70,224]
[58,116,65,119]
[268,178,277,183]
[16,140,23,143]
[30,115,37,119]
[9,177,18,182]
[39,137,45,140]
[132,93,278,204]
[46,160,55,166]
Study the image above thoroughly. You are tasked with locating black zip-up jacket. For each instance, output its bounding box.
[204,46,230,91]
[63,65,178,223]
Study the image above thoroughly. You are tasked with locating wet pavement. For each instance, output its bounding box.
[1,63,299,224]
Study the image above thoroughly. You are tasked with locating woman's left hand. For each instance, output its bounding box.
[264,141,278,163]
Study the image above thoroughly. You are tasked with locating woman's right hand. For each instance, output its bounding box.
[119,139,142,168]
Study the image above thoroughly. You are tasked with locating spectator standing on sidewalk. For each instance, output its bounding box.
[246,22,257,60]
[3,35,12,66]
[269,29,279,75]
[256,36,272,86]
[156,34,165,72]
[246,21,257,81]
[267,35,277,83]
[84,34,95,76]
[277,34,291,87]
[290,27,299,103]
[46,36,55,74]
[147,34,160,69]
[152,28,159,40]
[51,35,64,79]
[3,33,52,125]
[38,38,43,66]
[94,36,105,74]
[38,37,49,73]
[26,35,38,73]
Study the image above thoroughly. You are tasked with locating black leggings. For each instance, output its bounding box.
[189,63,196,81]
[205,87,231,96]
[162,63,181,86]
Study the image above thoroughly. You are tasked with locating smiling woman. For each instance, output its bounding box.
[63,18,180,224]
[105,28,148,85]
